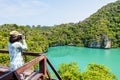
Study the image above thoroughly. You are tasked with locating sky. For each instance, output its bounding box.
[0,0,117,26]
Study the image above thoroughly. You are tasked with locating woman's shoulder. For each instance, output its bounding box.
[12,42,21,44]
[12,42,22,47]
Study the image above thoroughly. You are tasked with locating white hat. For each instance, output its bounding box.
[10,31,22,36]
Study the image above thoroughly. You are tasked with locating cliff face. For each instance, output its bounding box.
[88,34,111,48]
[105,41,111,48]
[89,40,101,48]
[102,34,111,48]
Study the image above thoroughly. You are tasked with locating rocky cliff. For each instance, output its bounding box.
[88,34,111,48]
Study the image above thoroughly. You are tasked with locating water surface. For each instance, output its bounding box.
[46,46,120,79]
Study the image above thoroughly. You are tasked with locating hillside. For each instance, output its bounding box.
[77,0,120,48]
[47,0,120,48]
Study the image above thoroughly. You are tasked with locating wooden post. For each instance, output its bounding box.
[39,55,46,79]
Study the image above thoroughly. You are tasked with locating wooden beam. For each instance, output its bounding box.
[0,71,19,80]
[0,50,8,53]
[0,49,43,56]
[16,55,45,74]
[0,66,9,76]
[47,58,62,80]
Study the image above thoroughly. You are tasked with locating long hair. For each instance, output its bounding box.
[9,35,22,43]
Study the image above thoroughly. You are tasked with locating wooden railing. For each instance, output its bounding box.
[0,50,62,80]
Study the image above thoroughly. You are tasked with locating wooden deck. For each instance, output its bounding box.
[0,50,62,80]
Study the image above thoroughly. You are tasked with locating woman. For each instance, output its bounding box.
[8,31,27,71]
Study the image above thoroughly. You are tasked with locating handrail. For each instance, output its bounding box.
[16,55,45,74]
[0,49,43,56]
[0,50,62,80]
[0,55,46,80]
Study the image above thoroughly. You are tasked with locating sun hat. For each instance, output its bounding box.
[10,31,22,37]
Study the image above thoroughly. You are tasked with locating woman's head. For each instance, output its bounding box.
[9,31,22,43]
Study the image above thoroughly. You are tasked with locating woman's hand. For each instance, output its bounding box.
[22,36,25,40]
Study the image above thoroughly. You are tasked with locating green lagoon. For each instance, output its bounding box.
[46,46,120,79]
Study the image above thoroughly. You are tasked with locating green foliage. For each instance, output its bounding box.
[58,62,118,80]
[78,0,120,47]
[58,62,82,80]
[0,54,9,66]
[82,63,118,80]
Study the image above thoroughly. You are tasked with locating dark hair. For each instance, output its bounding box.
[9,35,22,43]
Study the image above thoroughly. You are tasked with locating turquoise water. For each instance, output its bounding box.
[46,46,120,79]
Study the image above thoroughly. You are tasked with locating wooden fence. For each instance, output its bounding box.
[0,50,62,80]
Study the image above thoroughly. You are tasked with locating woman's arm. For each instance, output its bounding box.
[20,40,28,50]
[13,40,28,50]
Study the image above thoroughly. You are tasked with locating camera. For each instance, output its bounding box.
[18,35,23,40]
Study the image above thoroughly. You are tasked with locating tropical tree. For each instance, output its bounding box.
[58,62,82,80]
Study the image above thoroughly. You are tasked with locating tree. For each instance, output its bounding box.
[58,62,118,80]
[82,63,118,80]
[58,62,82,80]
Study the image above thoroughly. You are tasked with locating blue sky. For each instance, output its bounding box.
[0,0,117,26]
